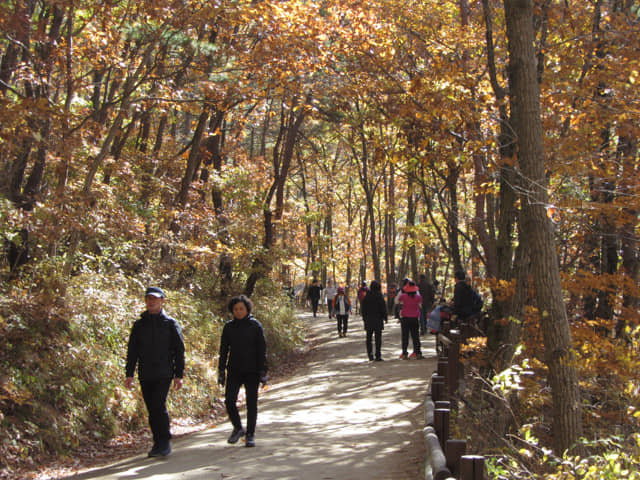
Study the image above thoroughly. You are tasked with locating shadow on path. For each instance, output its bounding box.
[61,312,437,480]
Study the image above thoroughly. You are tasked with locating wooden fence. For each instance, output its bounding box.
[423,322,486,480]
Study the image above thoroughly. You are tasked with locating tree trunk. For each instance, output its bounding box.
[176,108,210,207]
[503,0,582,453]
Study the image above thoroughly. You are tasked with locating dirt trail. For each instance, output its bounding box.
[61,312,437,480]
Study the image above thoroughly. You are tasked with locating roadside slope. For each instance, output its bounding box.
[61,312,436,480]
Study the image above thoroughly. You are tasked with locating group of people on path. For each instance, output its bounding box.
[125,287,268,458]
[306,271,482,363]
[125,271,482,460]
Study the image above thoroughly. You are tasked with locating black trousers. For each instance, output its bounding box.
[366,329,382,360]
[140,378,172,446]
[310,298,320,316]
[400,317,421,355]
[336,314,349,333]
[225,372,260,436]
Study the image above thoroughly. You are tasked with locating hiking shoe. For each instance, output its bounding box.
[158,441,172,457]
[399,353,408,360]
[148,444,160,458]
[245,434,255,447]
[227,427,245,444]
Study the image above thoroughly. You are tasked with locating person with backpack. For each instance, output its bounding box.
[397,281,423,359]
[360,280,388,361]
[333,287,352,337]
[452,269,483,323]
[218,295,268,448]
[125,287,185,458]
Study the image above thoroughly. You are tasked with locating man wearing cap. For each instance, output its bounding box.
[125,287,185,457]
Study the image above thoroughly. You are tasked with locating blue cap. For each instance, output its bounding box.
[145,287,165,298]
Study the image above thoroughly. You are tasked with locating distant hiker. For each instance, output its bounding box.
[324,280,337,318]
[307,279,323,317]
[218,295,268,448]
[397,281,423,359]
[418,273,435,335]
[356,281,369,314]
[452,269,483,325]
[393,278,411,319]
[361,280,388,361]
[333,287,352,337]
[125,287,185,458]
[386,283,398,315]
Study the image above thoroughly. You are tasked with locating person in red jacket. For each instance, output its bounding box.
[397,282,423,359]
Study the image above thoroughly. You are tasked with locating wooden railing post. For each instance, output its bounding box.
[433,408,450,450]
[445,439,466,477]
[431,375,445,402]
[460,455,485,480]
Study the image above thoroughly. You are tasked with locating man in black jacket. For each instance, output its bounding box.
[125,287,185,457]
[218,295,268,447]
[452,270,474,321]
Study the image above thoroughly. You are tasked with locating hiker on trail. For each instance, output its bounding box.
[218,295,268,448]
[453,270,473,322]
[307,279,323,317]
[452,269,482,326]
[397,281,423,359]
[393,278,410,319]
[324,280,337,319]
[356,281,369,314]
[333,287,352,337]
[418,273,435,336]
[386,283,398,316]
[360,280,388,361]
[125,287,185,458]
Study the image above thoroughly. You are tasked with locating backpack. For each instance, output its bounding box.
[470,288,483,313]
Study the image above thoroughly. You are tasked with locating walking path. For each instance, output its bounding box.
[61,312,436,480]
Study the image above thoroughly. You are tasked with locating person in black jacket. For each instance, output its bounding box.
[218,295,268,447]
[452,270,474,321]
[125,287,185,458]
[307,279,322,317]
[360,280,388,361]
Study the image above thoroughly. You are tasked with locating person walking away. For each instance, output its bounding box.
[418,273,435,335]
[397,282,423,359]
[360,280,388,361]
[356,281,369,315]
[125,287,185,458]
[452,269,474,324]
[333,287,352,337]
[324,280,337,318]
[393,278,411,319]
[307,279,322,317]
[218,295,268,448]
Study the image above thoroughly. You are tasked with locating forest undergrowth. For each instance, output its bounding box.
[456,324,640,479]
[0,266,307,480]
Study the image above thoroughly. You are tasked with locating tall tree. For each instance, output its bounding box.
[503,0,582,452]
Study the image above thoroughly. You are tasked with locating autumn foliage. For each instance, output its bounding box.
[1,0,639,477]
